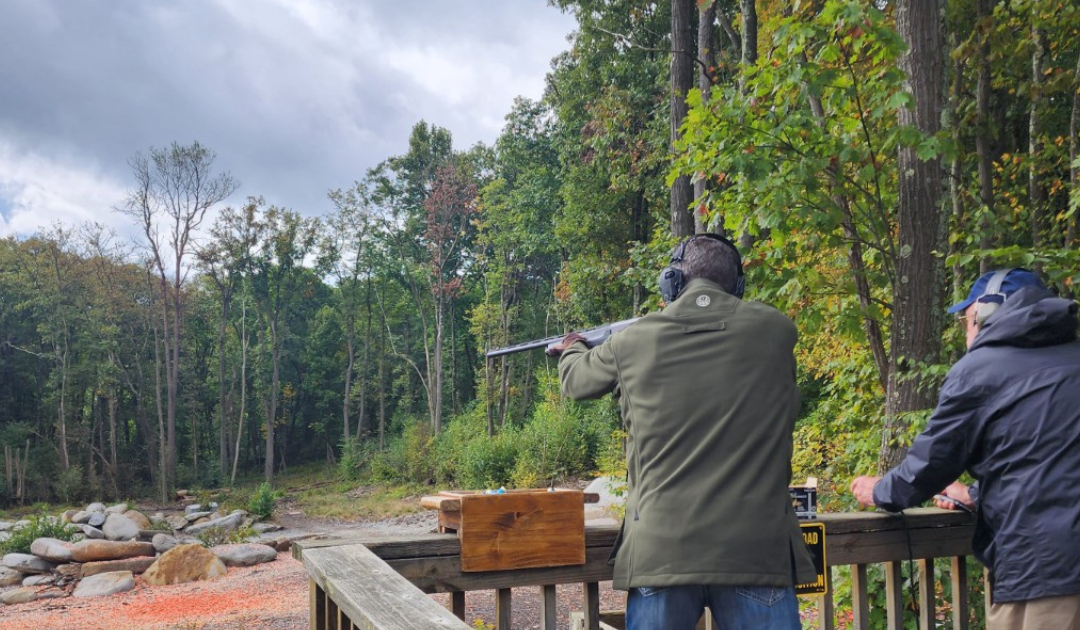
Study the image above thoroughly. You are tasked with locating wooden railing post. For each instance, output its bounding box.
[917,559,934,630]
[496,588,512,629]
[851,563,870,629]
[885,561,905,630]
[583,581,601,630]
[540,584,558,630]
[951,556,969,630]
[451,591,466,620]
[311,581,326,630]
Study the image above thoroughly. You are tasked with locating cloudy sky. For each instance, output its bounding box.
[0,0,576,239]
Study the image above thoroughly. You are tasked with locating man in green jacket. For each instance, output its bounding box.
[550,234,815,630]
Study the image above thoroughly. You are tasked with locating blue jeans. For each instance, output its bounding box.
[626,584,801,630]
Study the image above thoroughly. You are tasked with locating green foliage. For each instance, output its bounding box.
[247,482,280,520]
[0,511,79,555]
[196,524,258,548]
[367,419,438,485]
[53,465,85,505]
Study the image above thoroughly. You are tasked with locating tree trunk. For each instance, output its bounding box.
[1070,46,1080,247]
[695,1,718,234]
[975,0,995,272]
[217,301,230,478]
[432,298,445,433]
[948,33,967,304]
[231,300,248,485]
[264,318,280,483]
[670,0,696,237]
[1029,25,1046,251]
[880,0,946,472]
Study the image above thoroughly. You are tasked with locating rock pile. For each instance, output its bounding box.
[0,499,289,607]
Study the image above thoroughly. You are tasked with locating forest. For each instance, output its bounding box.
[1,0,1078,508]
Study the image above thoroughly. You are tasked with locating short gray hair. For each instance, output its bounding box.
[676,236,741,294]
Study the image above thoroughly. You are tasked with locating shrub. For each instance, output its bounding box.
[458,428,520,489]
[0,511,79,555]
[196,524,258,548]
[247,482,279,520]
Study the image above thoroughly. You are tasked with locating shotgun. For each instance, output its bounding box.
[485,317,640,359]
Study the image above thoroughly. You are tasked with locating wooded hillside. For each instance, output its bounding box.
[2,0,1078,505]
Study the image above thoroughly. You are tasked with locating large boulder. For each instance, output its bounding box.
[79,524,105,539]
[211,543,277,567]
[166,514,189,530]
[0,566,22,587]
[85,502,106,513]
[73,571,137,598]
[103,513,141,541]
[104,503,129,515]
[0,587,38,606]
[70,539,155,562]
[143,544,227,586]
[22,573,55,586]
[87,512,107,528]
[31,537,75,562]
[123,510,151,529]
[152,531,183,553]
[2,552,54,574]
[81,556,157,577]
[185,511,244,536]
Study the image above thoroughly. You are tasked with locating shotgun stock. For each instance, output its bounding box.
[485,317,640,359]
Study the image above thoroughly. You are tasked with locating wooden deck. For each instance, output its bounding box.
[295,508,979,630]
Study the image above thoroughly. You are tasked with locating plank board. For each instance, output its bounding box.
[459,490,586,572]
[302,543,471,630]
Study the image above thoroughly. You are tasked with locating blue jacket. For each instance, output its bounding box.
[874,286,1080,603]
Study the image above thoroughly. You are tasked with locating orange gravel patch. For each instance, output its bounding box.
[0,551,308,630]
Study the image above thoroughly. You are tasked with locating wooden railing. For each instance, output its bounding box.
[294,507,979,630]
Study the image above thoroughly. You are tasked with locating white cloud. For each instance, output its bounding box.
[0,139,131,238]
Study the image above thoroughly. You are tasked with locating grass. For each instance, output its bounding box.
[278,473,426,521]
[0,463,427,525]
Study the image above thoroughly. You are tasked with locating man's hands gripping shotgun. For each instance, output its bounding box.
[484,317,640,359]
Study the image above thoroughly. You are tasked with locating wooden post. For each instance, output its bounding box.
[817,567,835,630]
[951,556,969,630]
[496,588,512,629]
[451,591,466,620]
[917,559,934,630]
[311,580,326,630]
[583,581,600,630]
[885,561,905,630]
[540,584,558,630]
[851,564,870,629]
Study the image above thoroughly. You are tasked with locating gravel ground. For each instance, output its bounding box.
[0,509,628,630]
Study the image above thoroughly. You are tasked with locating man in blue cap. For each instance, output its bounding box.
[850,269,1080,629]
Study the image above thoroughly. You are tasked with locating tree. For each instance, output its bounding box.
[118,141,238,496]
[670,0,696,237]
[880,0,946,471]
[422,163,479,433]
[324,185,377,445]
[248,205,321,483]
[197,200,259,478]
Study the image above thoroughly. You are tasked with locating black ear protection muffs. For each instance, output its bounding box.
[658,233,745,303]
[974,269,1013,326]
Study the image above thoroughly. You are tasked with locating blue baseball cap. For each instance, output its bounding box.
[947,268,1047,314]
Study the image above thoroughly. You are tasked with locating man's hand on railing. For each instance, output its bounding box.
[934,481,975,512]
[850,475,880,508]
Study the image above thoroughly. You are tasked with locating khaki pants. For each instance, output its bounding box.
[989,593,1080,630]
